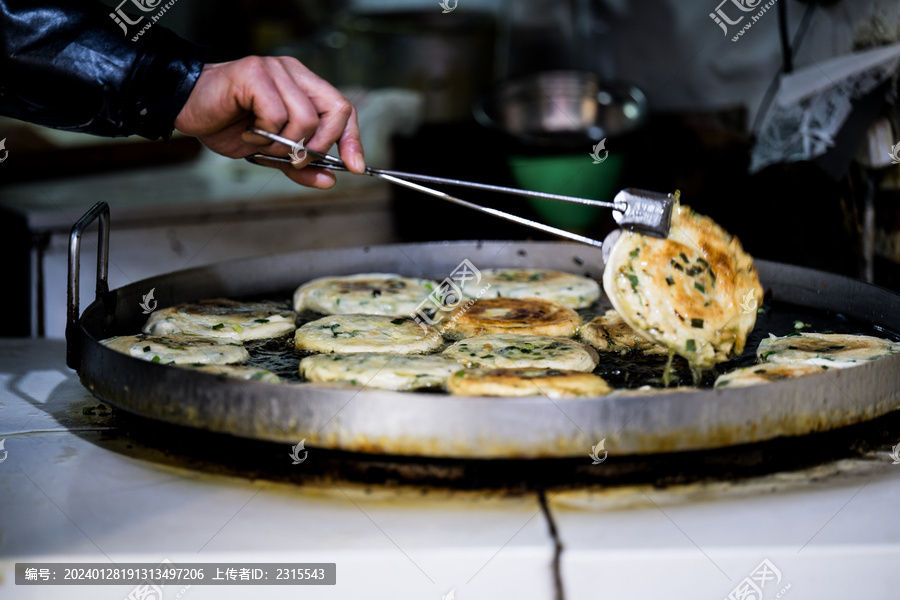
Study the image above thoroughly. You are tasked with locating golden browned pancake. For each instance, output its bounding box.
[447,368,612,397]
[144,298,295,341]
[294,315,444,354]
[183,364,282,382]
[757,332,900,369]
[442,334,599,371]
[299,352,462,391]
[603,198,763,370]
[578,309,667,355]
[714,363,829,388]
[439,297,581,340]
[463,268,600,308]
[293,273,437,316]
[101,334,249,365]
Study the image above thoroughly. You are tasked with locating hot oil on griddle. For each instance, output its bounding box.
[240,294,900,388]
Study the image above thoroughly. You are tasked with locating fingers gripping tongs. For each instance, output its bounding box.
[244,127,675,247]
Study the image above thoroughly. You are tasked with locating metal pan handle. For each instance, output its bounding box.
[66,201,110,370]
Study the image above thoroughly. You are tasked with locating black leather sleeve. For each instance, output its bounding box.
[0,0,205,140]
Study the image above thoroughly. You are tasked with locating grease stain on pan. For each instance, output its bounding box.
[231,375,900,459]
[89,346,900,459]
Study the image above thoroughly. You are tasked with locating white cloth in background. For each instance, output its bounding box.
[749,43,900,173]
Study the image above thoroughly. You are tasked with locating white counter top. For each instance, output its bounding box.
[2,339,899,599]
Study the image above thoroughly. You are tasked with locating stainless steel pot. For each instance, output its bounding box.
[474,71,648,147]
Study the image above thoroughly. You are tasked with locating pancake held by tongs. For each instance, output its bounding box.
[603,196,763,372]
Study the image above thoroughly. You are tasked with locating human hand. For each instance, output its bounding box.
[174,56,365,189]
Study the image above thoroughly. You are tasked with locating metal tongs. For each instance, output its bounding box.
[244,127,674,246]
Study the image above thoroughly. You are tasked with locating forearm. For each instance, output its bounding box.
[0,0,204,140]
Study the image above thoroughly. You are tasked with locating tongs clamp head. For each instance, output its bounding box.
[612,189,674,239]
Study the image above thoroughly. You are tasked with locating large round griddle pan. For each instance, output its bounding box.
[67,203,900,458]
